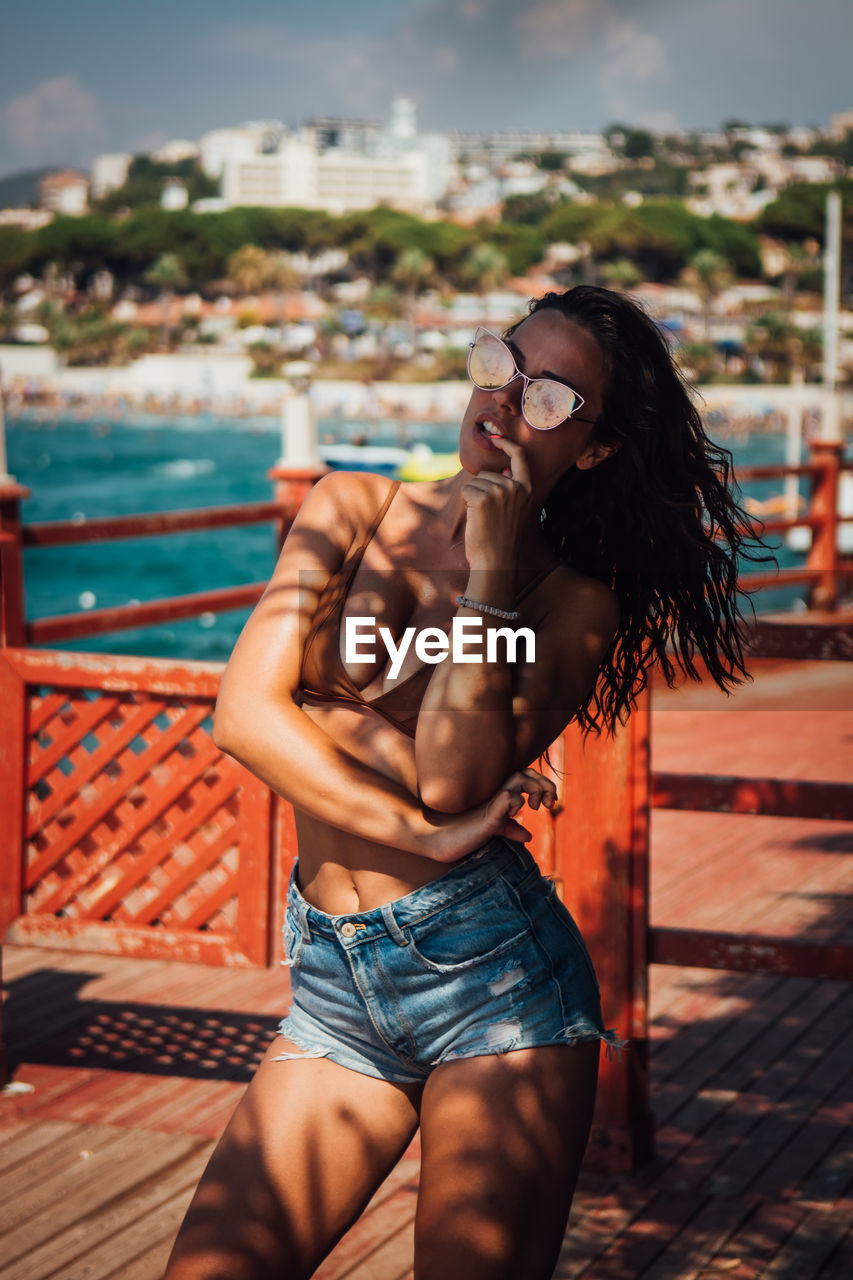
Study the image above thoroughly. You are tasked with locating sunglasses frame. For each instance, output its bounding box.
[467,327,598,430]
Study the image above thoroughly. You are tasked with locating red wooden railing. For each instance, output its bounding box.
[1,445,852,1171]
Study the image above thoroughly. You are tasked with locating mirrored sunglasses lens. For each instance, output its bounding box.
[469,333,515,388]
[523,379,579,429]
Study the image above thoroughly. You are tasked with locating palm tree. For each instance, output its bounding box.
[391,247,435,346]
[462,244,510,325]
[143,252,189,349]
[600,257,642,292]
[681,249,733,340]
[226,246,299,333]
[743,313,822,383]
[226,245,269,298]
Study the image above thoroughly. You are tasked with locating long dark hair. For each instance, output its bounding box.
[510,286,769,734]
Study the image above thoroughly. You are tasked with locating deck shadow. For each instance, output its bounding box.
[4,969,279,1080]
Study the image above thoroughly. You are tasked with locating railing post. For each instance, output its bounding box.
[267,465,328,552]
[806,440,842,611]
[0,483,30,647]
[552,691,653,1173]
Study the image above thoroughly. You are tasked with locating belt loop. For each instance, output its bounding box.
[380,903,408,947]
[298,900,313,944]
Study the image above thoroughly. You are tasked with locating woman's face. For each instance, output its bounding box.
[458,308,610,499]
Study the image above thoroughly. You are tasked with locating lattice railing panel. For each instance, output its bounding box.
[23,687,241,934]
[1,651,275,966]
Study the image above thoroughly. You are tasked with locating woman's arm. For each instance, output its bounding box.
[213,471,537,859]
[416,574,619,812]
[416,443,619,812]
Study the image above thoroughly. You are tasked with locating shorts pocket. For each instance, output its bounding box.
[282,908,305,969]
[405,878,532,974]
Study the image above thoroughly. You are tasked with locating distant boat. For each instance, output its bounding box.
[397,443,460,481]
[318,441,460,481]
[318,443,410,473]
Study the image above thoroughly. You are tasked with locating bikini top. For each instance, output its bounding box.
[298,479,559,738]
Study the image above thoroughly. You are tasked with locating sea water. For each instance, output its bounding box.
[6,412,808,663]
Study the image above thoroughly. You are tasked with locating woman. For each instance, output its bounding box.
[165,287,758,1280]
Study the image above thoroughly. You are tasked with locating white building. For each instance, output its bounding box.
[786,155,839,183]
[687,162,777,219]
[152,139,200,164]
[200,121,285,180]
[218,100,451,214]
[0,208,53,229]
[91,153,132,198]
[39,171,89,216]
[221,138,316,208]
[316,148,430,213]
[161,180,189,211]
[830,109,853,139]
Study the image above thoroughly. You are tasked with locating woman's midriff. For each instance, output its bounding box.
[293,699,453,916]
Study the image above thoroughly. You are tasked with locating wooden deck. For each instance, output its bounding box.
[1,657,851,1279]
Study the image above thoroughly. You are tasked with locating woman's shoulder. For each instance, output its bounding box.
[542,561,621,634]
[297,469,398,532]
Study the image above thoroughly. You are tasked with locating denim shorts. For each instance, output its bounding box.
[274,837,625,1084]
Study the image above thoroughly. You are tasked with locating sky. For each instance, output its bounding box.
[1,0,851,179]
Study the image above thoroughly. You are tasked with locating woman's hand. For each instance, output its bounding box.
[462,438,536,571]
[423,767,557,864]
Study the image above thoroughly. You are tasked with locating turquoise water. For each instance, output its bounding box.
[6,412,806,663]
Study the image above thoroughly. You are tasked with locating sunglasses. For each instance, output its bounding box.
[467,327,598,431]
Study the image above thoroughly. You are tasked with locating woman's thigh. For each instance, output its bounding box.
[164,1035,423,1280]
[414,1042,600,1280]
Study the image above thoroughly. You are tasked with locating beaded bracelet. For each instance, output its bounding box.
[456,595,520,621]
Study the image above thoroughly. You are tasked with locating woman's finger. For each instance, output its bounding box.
[491,437,532,491]
[501,768,558,807]
[500,817,532,842]
[462,473,514,499]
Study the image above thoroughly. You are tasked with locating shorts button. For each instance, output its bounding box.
[340,921,357,939]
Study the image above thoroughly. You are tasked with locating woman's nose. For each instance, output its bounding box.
[492,373,524,415]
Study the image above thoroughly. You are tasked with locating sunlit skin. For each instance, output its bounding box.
[164,308,616,1280]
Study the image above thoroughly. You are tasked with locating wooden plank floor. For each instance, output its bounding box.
[1,657,851,1279]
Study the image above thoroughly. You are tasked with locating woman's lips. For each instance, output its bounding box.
[473,420,505,451]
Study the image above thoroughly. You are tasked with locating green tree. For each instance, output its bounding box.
[681,249,734,337]
[26,215,117,290]
[478,223,543,277]
[247,340,284,378]
[227,244,270,295]
[600,258,642,291]
[144,252,189,348]
[462,243,510,296]
[391,246,436,342]
[502,190,566,226]
[144,251,189,292]
[46,303,155,366]
[540,203,601,246]
[744,312,823,382]
[535,150,568,172]
[94,155,218,214]
[701,215,762,277]
[585,203,702,281]
[758,179,853,244]
[0,227,33,294]
[623,129,656,161]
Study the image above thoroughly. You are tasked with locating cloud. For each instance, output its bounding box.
[127,129,171,155]
[515,1,675,125]
[198,18,461,120]
[197,2,679,131]
[3,75,107,164]
[517,0,603,59]
[599,20,671,120]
